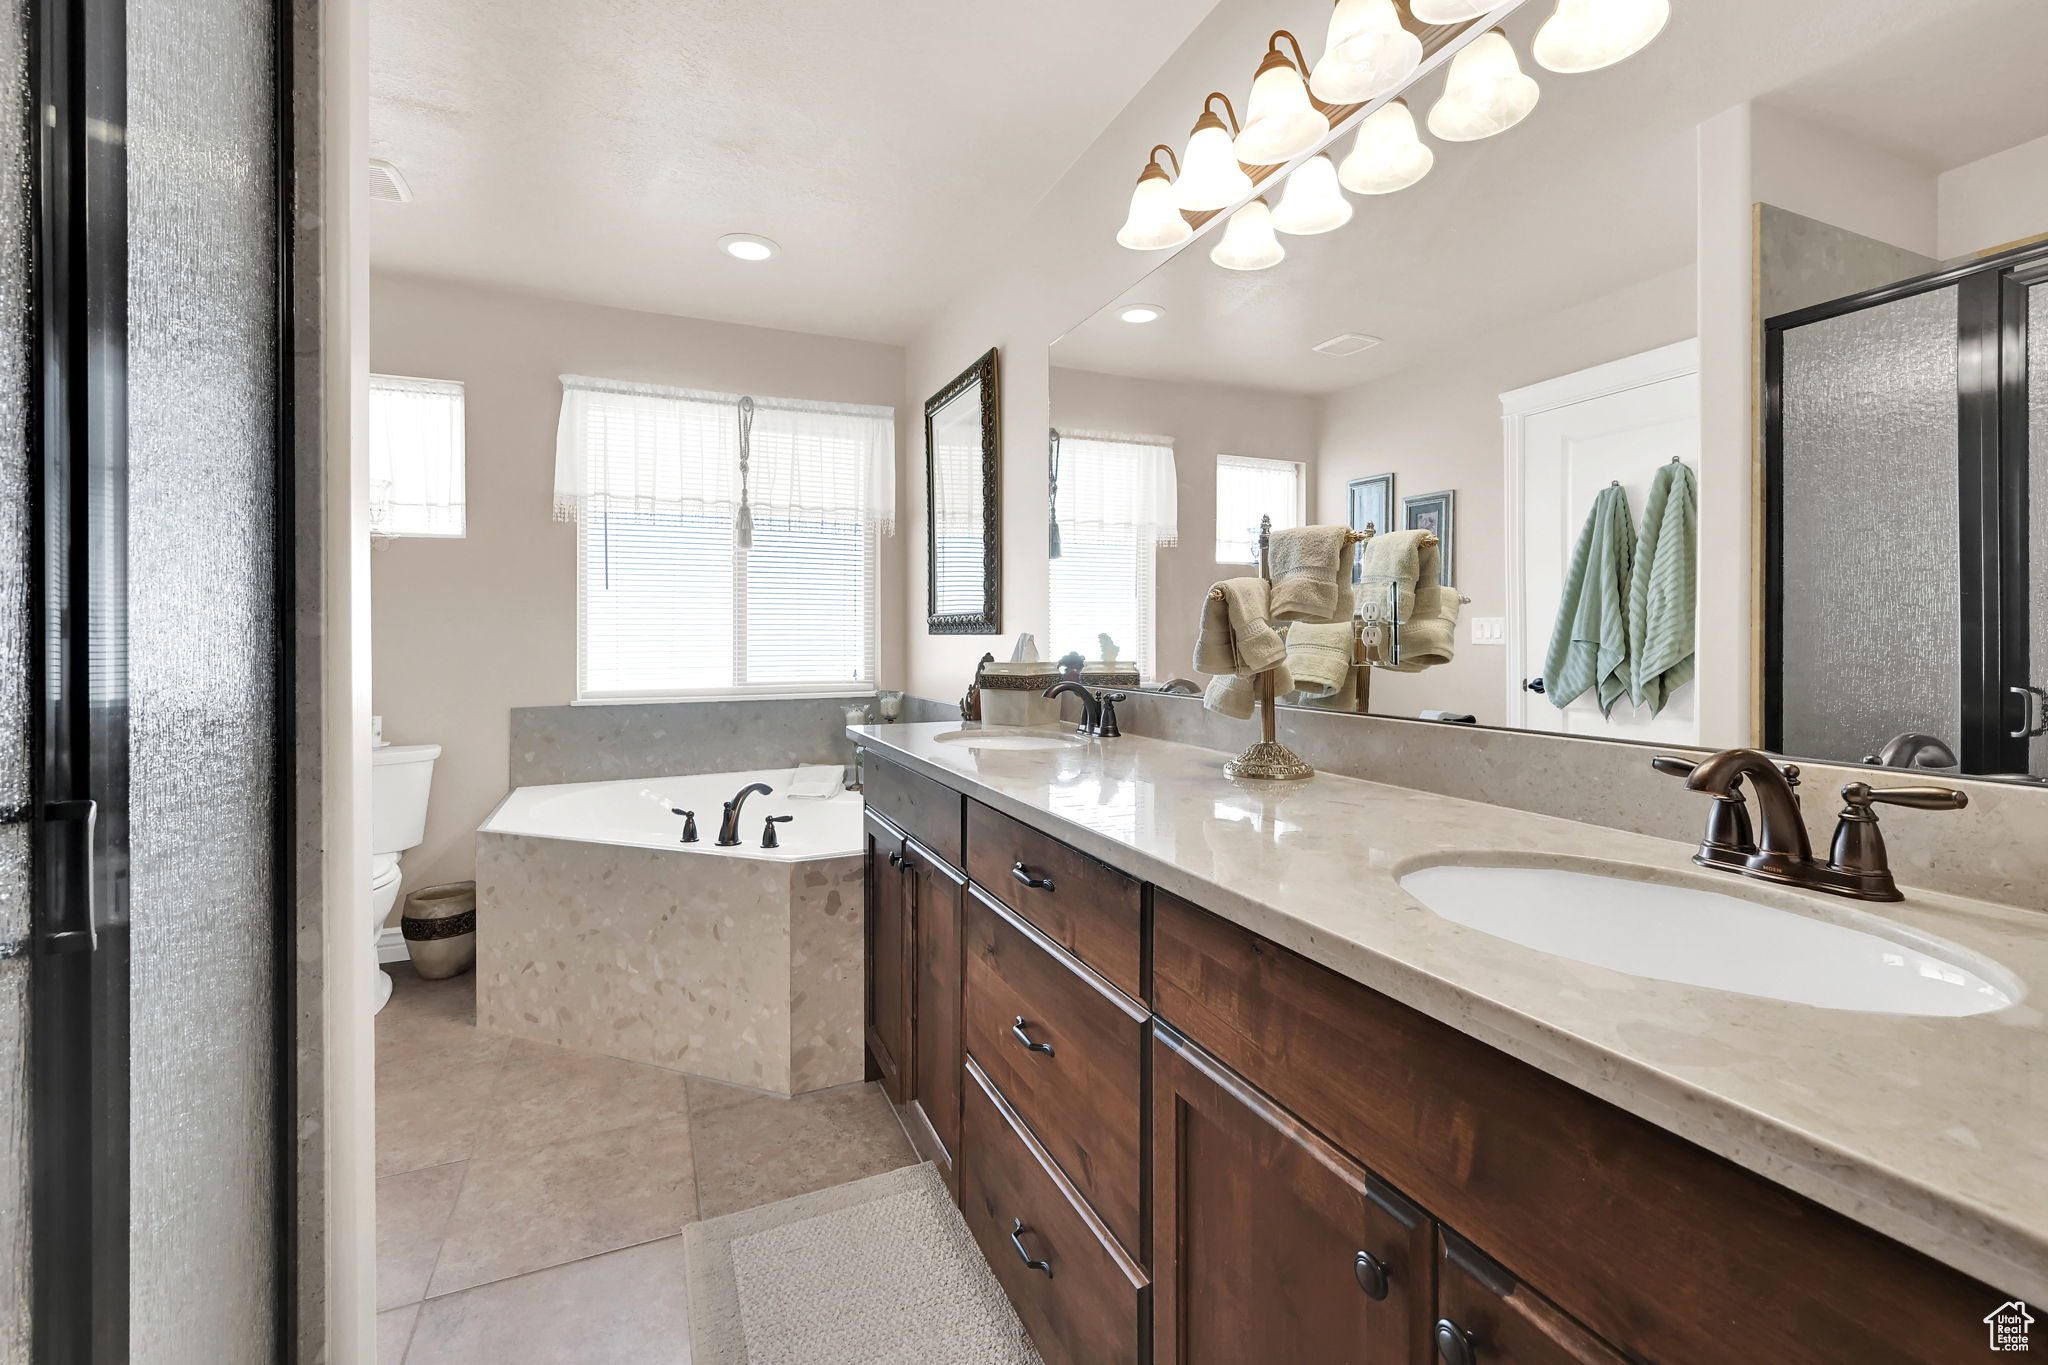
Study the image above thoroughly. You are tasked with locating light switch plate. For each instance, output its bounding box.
[1470,617,1505,645]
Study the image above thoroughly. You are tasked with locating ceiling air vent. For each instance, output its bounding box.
[1312,333,1382,357]
[368,159,413,203]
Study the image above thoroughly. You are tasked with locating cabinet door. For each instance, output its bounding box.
[863,809,912,1103]
[1154,1025,1433,1364]
[905,839,965,1196]
[1433,1230,1626,1365]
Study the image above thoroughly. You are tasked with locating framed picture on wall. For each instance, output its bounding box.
[1402,489,1454,586]
[1347,474,1394,583]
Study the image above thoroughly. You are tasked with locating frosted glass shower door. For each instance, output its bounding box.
[1775,287,1964,766]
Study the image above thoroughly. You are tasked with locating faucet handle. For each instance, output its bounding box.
[673,809,698,843]
[1097,691,1126,738]
[761,814,794,849]
[1840,782,1969,813]
[1650,755,1697,779]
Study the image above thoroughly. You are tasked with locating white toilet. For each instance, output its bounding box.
[370,740,441,1012]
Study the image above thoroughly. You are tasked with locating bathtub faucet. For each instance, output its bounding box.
[716,783,774,847]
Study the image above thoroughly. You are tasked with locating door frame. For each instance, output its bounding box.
[1761,238,2044,771]
[1500,338,1701,731]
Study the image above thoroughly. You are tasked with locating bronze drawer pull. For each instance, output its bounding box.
[1352,1250,1390,1300]
[887,850,905,868]
[1011,1017,1055,1057]
[1009,1219,1053,1278]
[1011,861,1055,891]
[1433,1319,1477,1365]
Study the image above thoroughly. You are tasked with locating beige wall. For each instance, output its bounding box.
[1313,265,1698,727]
[370,273,906,898]
[1049,367,1320,682]
[1937,130,2048,258]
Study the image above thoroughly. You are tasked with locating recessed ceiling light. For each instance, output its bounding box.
[719,233,779,262]
[1119,304,1165,324]
[1313,332,1382,356]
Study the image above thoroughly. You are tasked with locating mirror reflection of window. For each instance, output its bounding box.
[1214,455,1304,564]
[1047,432,1177,680]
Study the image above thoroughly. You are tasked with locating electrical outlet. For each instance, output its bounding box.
[1470,617,1505,645]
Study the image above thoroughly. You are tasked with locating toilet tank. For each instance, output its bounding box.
[371,742,441,857]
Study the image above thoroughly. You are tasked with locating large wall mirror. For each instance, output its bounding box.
[927,347,1002,634]
[1043,0,2048,784]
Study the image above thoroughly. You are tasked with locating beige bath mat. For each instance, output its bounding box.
[683,1163,1042,1365]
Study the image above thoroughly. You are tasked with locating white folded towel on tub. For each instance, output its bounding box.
[787,764,844,799]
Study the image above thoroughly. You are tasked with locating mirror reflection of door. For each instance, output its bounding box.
[1504,341,1702,746]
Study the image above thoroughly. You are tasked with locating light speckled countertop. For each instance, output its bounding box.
[853,721,2048,1301]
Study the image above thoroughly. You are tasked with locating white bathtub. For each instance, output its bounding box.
[478,765,861,862]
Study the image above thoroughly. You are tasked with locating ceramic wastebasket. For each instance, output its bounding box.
[401,880,476,980]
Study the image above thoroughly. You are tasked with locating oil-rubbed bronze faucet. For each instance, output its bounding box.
[1655,748,1967,902]
[1043,682,1128,737]
[716,782,773,847]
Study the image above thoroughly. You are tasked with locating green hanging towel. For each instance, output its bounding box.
[1628,460,1697,715]
[1543,484,1635,716]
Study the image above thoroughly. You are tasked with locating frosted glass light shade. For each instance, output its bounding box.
[1210,199,1285,271]
[1176,117,1255,211]
[1271,154,1353,235]
[1118,173,1192,250]
[1309,0,1423,104]
[1338,99,1434,194]
[1533,0,1669,72]
[1428,29,1540,141]
[1235,58,1329,166]
[1410,0,1492,21]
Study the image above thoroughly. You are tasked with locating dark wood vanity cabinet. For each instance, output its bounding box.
[1152,1025,1433,1365]
[861,809,911,1103]
[861,758,2000,1365]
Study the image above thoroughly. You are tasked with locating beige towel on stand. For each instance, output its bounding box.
[1268,526,1356,623]
[1203,665,1292,720]
[1284,621,1354,698]
[1381,538,1460,673]
[1299,664,1359,712]
[1194,578,1286,677]
[1358,529,1430,624]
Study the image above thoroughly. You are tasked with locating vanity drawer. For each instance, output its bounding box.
[864,757,963,869]
[964,885,1146,1257]
[963,1059,1147,1365]
[1149,888,1992,1365]
[965,799,1143,999]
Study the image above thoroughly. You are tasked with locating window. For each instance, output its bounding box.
[1047,430,1177,680]
[1214,454,1304,564]
[554,375,895,700]
[368,375,466,537]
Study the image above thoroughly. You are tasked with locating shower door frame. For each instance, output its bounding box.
[1761,236,2043,774]
[24,0,303,1357]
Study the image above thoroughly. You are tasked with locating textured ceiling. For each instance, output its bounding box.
[1052,0,2048,396]
[369,0,1218,343]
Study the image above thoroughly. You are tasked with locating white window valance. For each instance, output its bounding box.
[368,374,465,538]
[552,374,896,536]
[1052,429,1178,547]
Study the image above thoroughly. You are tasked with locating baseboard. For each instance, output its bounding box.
[376,926,410,964]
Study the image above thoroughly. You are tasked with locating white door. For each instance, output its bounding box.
[1504,340,1701,745]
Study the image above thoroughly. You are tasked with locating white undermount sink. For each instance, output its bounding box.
[932,728,1083,752]
[1398,863,2016,1017]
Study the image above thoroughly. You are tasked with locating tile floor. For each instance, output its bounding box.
[374,963,919,1364]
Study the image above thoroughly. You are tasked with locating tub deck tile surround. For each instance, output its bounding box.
[510,696,874,787]
[855,720,2048,1305]
[475,830,865,1094]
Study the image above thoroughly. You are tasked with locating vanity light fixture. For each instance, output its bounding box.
[1119,303,1166,324]
[1116,145,1193,250]
[719,233,779,261]
[1532,0,1670,72]
[1234,31,1329,166]
[1270,153,1354,235]
[1174,93,1255,211]
[1210,198,1285,271]
[1427,28,1540,141]
[1337,98,1434,194]
[1310,0,1423,104]
[1409,0,1494,22]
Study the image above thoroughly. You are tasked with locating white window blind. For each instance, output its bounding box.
[368,374,465,537]
[1215,454,1304,564]
[1048,430,1177,680]
[555,375,895,700]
